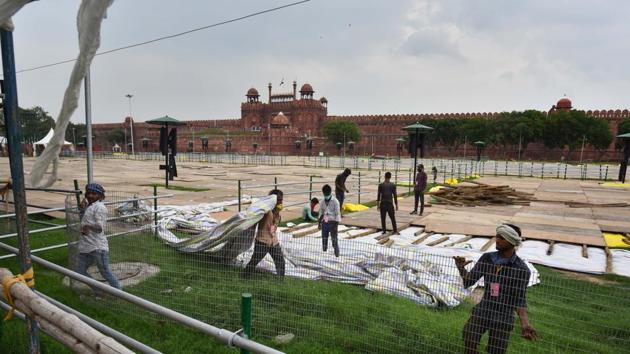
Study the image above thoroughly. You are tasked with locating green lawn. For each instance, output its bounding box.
[1,216,629,353]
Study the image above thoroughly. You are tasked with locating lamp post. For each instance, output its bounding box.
[474,141,485,162]
[403,122,434,192]
[126,94,135,155]
[395,138,405,160]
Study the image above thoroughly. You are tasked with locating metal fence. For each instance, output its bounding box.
[68,152,619,181]
[63,200,630,354]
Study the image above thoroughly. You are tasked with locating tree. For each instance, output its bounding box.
[107,129,125,144]
[65,122,86,146]
[322,121,360,145]
[14,106,55,143]
[616,119,630,150]
[543,110,612,160]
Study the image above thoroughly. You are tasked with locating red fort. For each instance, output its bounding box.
[91,82,628,161]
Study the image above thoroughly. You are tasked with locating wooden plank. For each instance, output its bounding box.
[413,228,425,236]
[384,239,395,248]
[546,241,555,256]
[426,236,450,247]
[344,228,377,239]
[582,244,588,258]
[445,235,473,247]
[605,247,612,273]
[377,237,390,245]
[286,223,316,233]
[292,227,319,238]
[480,237,495,251]
[412,232,431,245]
[375,232,391,241]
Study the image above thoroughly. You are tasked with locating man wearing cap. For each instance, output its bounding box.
[453,223,537,354]
[77,183,121,292]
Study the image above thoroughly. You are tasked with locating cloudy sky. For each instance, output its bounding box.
[5,0,630,124]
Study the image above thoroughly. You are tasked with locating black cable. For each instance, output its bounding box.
[13,0,311,74]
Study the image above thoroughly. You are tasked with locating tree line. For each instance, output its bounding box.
[324,110,626,159]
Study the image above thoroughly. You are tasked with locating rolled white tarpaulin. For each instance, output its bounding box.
[30,0,114,188]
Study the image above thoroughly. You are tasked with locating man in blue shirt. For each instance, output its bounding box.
[454,223,537,354]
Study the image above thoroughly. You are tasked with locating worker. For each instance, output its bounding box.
[302,197,319,222]
[244,189,286,276]
[335,168,351,210]
[77,183,122,293]
[377,172,398,235]
[411,164,427,215]
[454,223,538,354]
[318,184,341,257]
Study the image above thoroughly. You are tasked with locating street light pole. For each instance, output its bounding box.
[126,94,135,155]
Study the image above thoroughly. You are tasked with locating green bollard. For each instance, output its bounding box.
[241,293,252,354]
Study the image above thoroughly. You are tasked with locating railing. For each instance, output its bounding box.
[67,152,619,181]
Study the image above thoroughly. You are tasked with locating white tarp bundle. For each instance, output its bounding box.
[29,0,114,188]
[152,200,540,308]
[236,229,540,308]
[0,0,30,31]
[155,195,275,261]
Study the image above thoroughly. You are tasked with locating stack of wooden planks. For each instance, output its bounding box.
[430,182,534,206]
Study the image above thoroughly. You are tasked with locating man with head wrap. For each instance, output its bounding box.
[453,223,538,354]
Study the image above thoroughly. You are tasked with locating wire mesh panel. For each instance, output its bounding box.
[65,192,154,297]
[61,194,630,354]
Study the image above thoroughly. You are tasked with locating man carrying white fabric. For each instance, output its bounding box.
[453,223,538,354]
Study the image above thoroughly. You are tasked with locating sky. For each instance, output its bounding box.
[4,0,630,124]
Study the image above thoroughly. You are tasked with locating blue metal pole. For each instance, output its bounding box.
[1,28,40,354]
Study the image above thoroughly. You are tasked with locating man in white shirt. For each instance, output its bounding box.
[76,183,121,291]
[318,184,341,257]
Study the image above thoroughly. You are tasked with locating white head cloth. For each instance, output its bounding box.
[496,224,522,247]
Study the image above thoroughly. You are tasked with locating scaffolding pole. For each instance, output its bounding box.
[1,28,40,354]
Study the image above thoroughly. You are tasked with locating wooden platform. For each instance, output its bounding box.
[341,208,415,231]
[343,177,630,247]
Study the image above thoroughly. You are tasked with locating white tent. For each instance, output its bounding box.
[0,136,6,145]
[34,129,72,146]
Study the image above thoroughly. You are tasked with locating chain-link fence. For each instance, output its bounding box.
[68,152,620,181]
[64,194,630,353]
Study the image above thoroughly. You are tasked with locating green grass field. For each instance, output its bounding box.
[1,216,629,353]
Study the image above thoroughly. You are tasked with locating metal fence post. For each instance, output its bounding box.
[274,177,278,190]
[1,28,40,353]
[564,164,568,179]
[557,163,560,179]
[153,185,158,236]
[541,163,545,179]
[73,179,82,207]
[378,170,382,184]
[408,169,411,194]
[238,180,242,212]
[605,166,609,180]
[309,175,313,202]
[530,161,534,177]
[358,172,362,204]
[241,293,252,354]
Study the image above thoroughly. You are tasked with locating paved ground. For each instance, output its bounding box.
[1,157,628,244]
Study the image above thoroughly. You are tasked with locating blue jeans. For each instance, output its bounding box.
[77,250,121,290]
